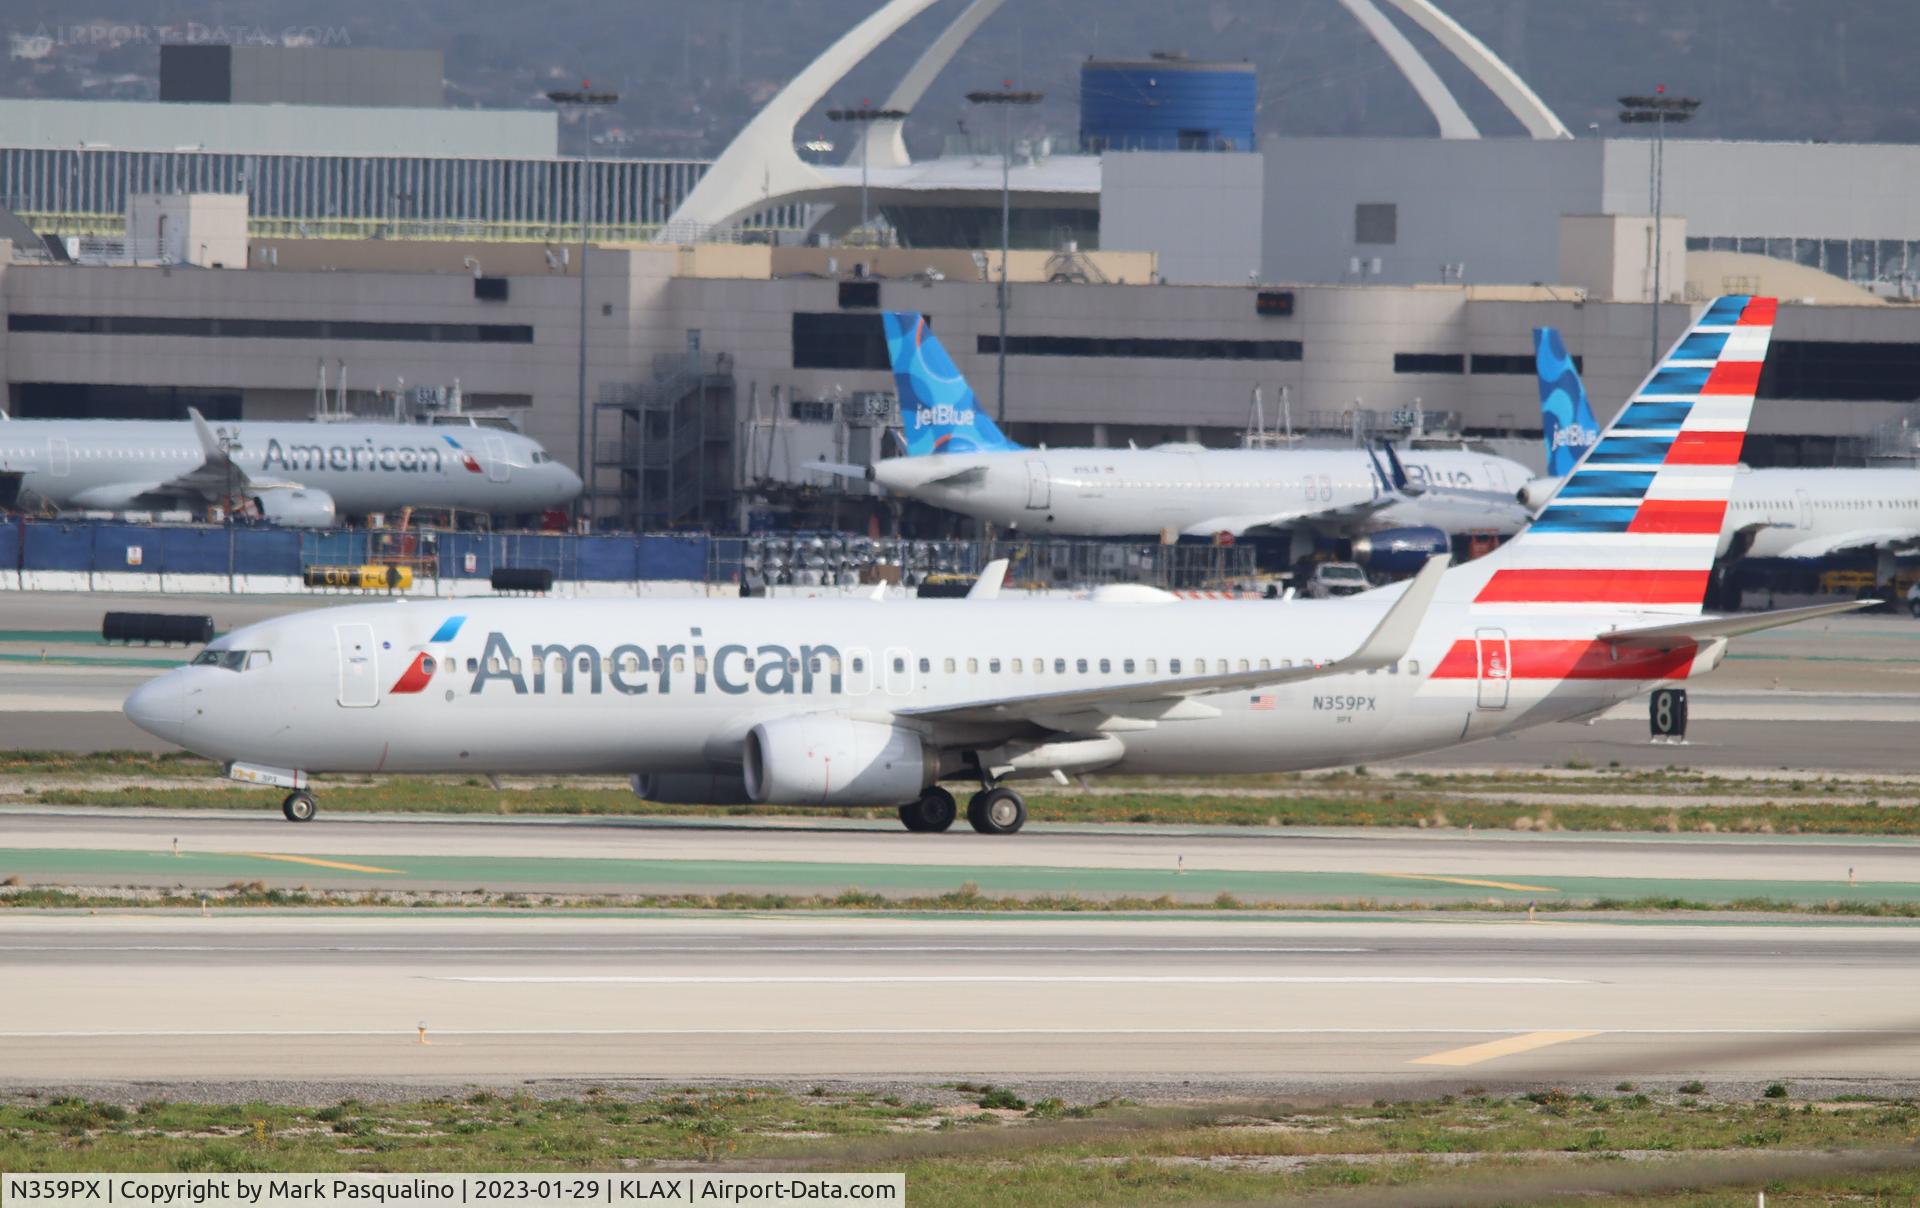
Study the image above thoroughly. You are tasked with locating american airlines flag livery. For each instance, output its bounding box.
[127,298,1858,833]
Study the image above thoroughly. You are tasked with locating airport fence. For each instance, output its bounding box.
[0,517,1255,595]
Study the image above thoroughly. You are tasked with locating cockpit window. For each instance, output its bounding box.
[530,451,551,463]
[193,649,268,672]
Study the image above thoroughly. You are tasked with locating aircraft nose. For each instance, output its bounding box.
[559,463,584,498]
[123,673,188,743]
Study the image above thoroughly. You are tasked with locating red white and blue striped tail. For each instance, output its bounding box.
[1456,295,1776,614]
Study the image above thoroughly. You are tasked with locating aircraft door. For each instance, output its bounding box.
[336,623,379,708]
[1474,627,1510,710]
[1024,459,1050,509]
[1795,488,1812,530]
[484,435,512,482]
[882,647,915,696]
[845,647,873,696]
[48,437,69,477]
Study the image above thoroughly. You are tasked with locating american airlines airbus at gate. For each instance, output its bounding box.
[125,298,1852,833]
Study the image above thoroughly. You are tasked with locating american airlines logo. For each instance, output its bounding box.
[263,436,450,474]
[913,405,975,430]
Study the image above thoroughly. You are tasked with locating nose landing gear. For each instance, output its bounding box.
[281,791,317,822]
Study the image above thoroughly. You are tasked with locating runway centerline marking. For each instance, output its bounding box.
[430,975,1586,985]
[1411,1030,1604,1067]
[1376,872,1561,893]
[228,852,404,875]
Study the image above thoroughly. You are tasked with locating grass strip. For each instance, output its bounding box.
[3,1088,1919,1206]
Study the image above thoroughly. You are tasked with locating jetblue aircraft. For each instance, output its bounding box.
[1530,326,1920,563]
[127,297,1853,833]
[850,312,1532,569]
[0,410,581,525]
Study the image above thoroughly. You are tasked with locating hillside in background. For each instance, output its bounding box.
[4,0,1914,158]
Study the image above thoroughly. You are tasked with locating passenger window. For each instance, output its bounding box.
[918,658,930,673]
[744,657,756,673]
[1281,659,1293,669]
[966,658,979,673]
[623,654,641,672]
[1170,658,1181,674]
[1076,658,1088,673]
[830,656,843,674]
[510,658,523,676]
[550,655,566,676]
[851,657,865,673]
[673,656,686,674]
[1238,659,1250,672]
[944,658,957,673]
[695,656,710,674]
[1054,658,1066,673]
[1408,659,1421,675]
[467,658,479,673]
[809,658,822,673]
[1012,658,1024,673]
[489,656,503,673]
[892,657,905,673]
[1123,658,1135,673]
[577,655,592,673]
[989,658,1001,673]
[1258,658,1270,670]
[1099,658,1111,673]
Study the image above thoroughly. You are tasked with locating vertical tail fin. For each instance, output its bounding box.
[881,311,1021,456]
[1534,327,1600,477]
[1452,297,1776,614]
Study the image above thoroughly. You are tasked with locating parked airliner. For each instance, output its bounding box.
[842,313,1531,566]
[125,297,1854,833]
[0,410,580,525]
[1532,326,1920,562]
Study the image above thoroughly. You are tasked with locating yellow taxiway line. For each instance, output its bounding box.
[231,852,404,875]
[1411,1030,1603,1067]
[1375,871,1561,893]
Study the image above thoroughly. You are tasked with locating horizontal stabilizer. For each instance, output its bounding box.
[800,461,871,480]
[1600,599,1873,649]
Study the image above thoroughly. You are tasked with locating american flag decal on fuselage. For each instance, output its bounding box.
[1476,296,1776,614]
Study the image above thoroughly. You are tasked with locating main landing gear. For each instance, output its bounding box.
[899,786,958,832]
[966,786,1027,835]
[281,791,317,823]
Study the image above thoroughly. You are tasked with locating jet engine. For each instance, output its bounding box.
[1516,476,1564,511]
[742,718,933,806]
[252,487,338,528]
[630,772,753,805]
[1352,526,1449,577]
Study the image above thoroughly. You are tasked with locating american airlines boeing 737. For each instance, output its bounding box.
[834,313,1532,565]
[126,297,1854,833]
[0,410,581,525]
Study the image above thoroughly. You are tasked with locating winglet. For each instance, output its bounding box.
[968,558,1009,600]
[187,407,224,461]
[1341,553,1449,671]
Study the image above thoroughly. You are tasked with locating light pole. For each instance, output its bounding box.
[967,86,1042,424]
[547,83,620,525]
[825,104,908,234]
[1619,90,1699,367]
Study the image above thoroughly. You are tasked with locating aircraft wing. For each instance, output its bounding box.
[1769,529,1920,560]
[160,408,300,500]
[896,555,1446,731]
[1180,496,1394,539]
[1598,600,1875,649]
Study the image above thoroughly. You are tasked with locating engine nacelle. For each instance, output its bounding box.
[253,487,338,528]
[631,771,753,805]
[1517,476,1564,511]
[1352,526,1449,577]
[743,718,932,806]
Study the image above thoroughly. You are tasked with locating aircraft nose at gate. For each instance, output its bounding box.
[123,674,188,743]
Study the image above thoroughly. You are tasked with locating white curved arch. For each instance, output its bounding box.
[657,0,947,239]
[1377,0,1571,139]
[1336,0,1479,139]
[851,0,1012,171]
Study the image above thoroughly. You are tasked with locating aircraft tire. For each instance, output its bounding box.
[899,786,957,832]
[967,787,1027,835]
[282,791,317,823]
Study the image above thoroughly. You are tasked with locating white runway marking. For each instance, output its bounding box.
[430,975,1586,985]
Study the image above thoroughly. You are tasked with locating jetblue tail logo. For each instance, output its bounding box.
[1534,328,1599,477]
[881,312,1021,457]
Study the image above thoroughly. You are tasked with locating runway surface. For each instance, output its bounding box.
[4,913,1918,1089]
[5,806,1915,905]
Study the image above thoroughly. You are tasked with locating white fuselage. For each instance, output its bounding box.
[0,419,581,515]
[870,446,1530,538]
[1728,467,1920,559]
[125,592,1710,782]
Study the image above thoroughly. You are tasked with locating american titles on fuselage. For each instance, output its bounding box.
[259,435,470,475]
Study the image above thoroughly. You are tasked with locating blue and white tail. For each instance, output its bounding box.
[1535,327,1600,477]
[1446,296,1776,614]
[881,312,1021,457]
